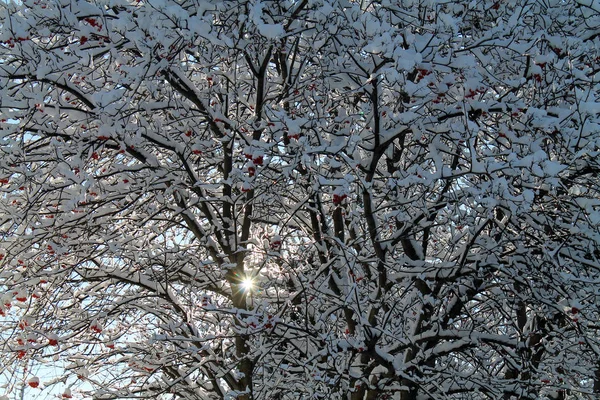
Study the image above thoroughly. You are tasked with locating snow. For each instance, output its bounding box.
[257,24,286,39]
[1,0,600,398]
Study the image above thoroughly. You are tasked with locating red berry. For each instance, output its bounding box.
[333,194,347,205]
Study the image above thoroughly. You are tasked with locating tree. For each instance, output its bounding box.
[1,0,600,398]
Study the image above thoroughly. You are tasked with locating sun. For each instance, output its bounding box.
[240,276,254,292]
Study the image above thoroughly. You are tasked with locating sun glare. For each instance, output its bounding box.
[241,277,254,292]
